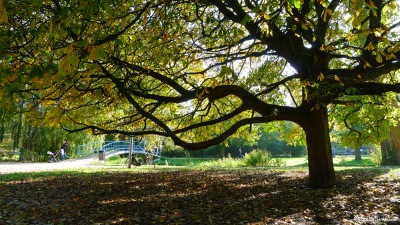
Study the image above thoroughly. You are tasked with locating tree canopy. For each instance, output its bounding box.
[1,0,400,187]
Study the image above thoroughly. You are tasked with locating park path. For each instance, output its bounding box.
[0,154,102,174]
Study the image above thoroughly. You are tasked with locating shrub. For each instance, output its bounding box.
[370,147,382,166]
[199,157,243,169]
[243,149,285,167]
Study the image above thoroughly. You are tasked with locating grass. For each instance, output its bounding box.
[104,154,376,171]
[1,161,397,183]
[166,155,376,167]
[333,155,374,166]
[270,155,375,167]
[0,167,156,182]
[1,156,398,189]
[157,157,215,166]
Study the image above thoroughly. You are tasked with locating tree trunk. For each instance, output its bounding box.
[302,107,336,188]
[354,148,362,160]
[219,144,225,159]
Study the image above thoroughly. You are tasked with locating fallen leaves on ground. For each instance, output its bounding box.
[0,168,399,224]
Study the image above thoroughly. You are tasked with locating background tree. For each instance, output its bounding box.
[381,121,400,165]
[1,0,400,187]
[0,101,105,161]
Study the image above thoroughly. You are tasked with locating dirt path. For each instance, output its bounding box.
[0,154,103,174]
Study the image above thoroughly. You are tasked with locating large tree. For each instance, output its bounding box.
[1,0,400,187]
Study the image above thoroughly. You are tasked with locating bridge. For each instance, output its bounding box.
[76,140,162,162]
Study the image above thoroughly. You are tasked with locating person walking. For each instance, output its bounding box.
[60,140,70,161]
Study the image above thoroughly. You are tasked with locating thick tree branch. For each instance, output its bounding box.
[349,83,400,95]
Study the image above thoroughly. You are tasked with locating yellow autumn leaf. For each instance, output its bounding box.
[376,51,382,63]
[374,28,383,37]
[351,15,361,29]
[346,34,354,41]
[88,46,98,60]
[363,61,371,68]
[317,73,324,81]
[322,8,333,22]
[211,80,216,89]
[88,47,107,60]
[364,42,375,51]
[334,75,340,81]
[197,90,204,99]
[0,0,8,23]
[65,44,75,54]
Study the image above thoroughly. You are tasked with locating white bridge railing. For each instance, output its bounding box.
[76,140,162,160]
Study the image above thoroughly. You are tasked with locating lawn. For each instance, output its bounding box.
[280,155,375,167]
[116,155,375,167]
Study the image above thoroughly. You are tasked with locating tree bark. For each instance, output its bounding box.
[301,107,336,188]
[355,148,362,160]
[219,144,225,159]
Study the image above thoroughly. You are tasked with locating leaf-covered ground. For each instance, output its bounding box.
[0,168,399,225]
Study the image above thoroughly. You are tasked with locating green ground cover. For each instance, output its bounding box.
[106,155,375,168]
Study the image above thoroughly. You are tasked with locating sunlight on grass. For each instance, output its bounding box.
[1,155,394,184]
[279,157,308,167]
[279,156,376,168]
[104,155,377,169]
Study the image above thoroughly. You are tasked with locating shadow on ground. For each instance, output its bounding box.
[0,168,399,224]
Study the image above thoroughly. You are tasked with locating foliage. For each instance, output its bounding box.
[160,147,188,158]
[330,94,399,149]
[0,153,18,162]
[198,156,244,168]
[0,98,104,162]
[371,146,383,166]
[1,0,399,145]
[243,149,285,167]
[258,130,307,156]
[278,121,307,147]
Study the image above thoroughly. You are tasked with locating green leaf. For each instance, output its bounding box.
[376,51,382,63]
[351,15,361,29]
[218,66,233,77]
[69,54,80,67]
[241,15,252,25]
[29,65,44,78]
[89,47,107,60]
[75,39,89,47]
[294,0,301,8]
